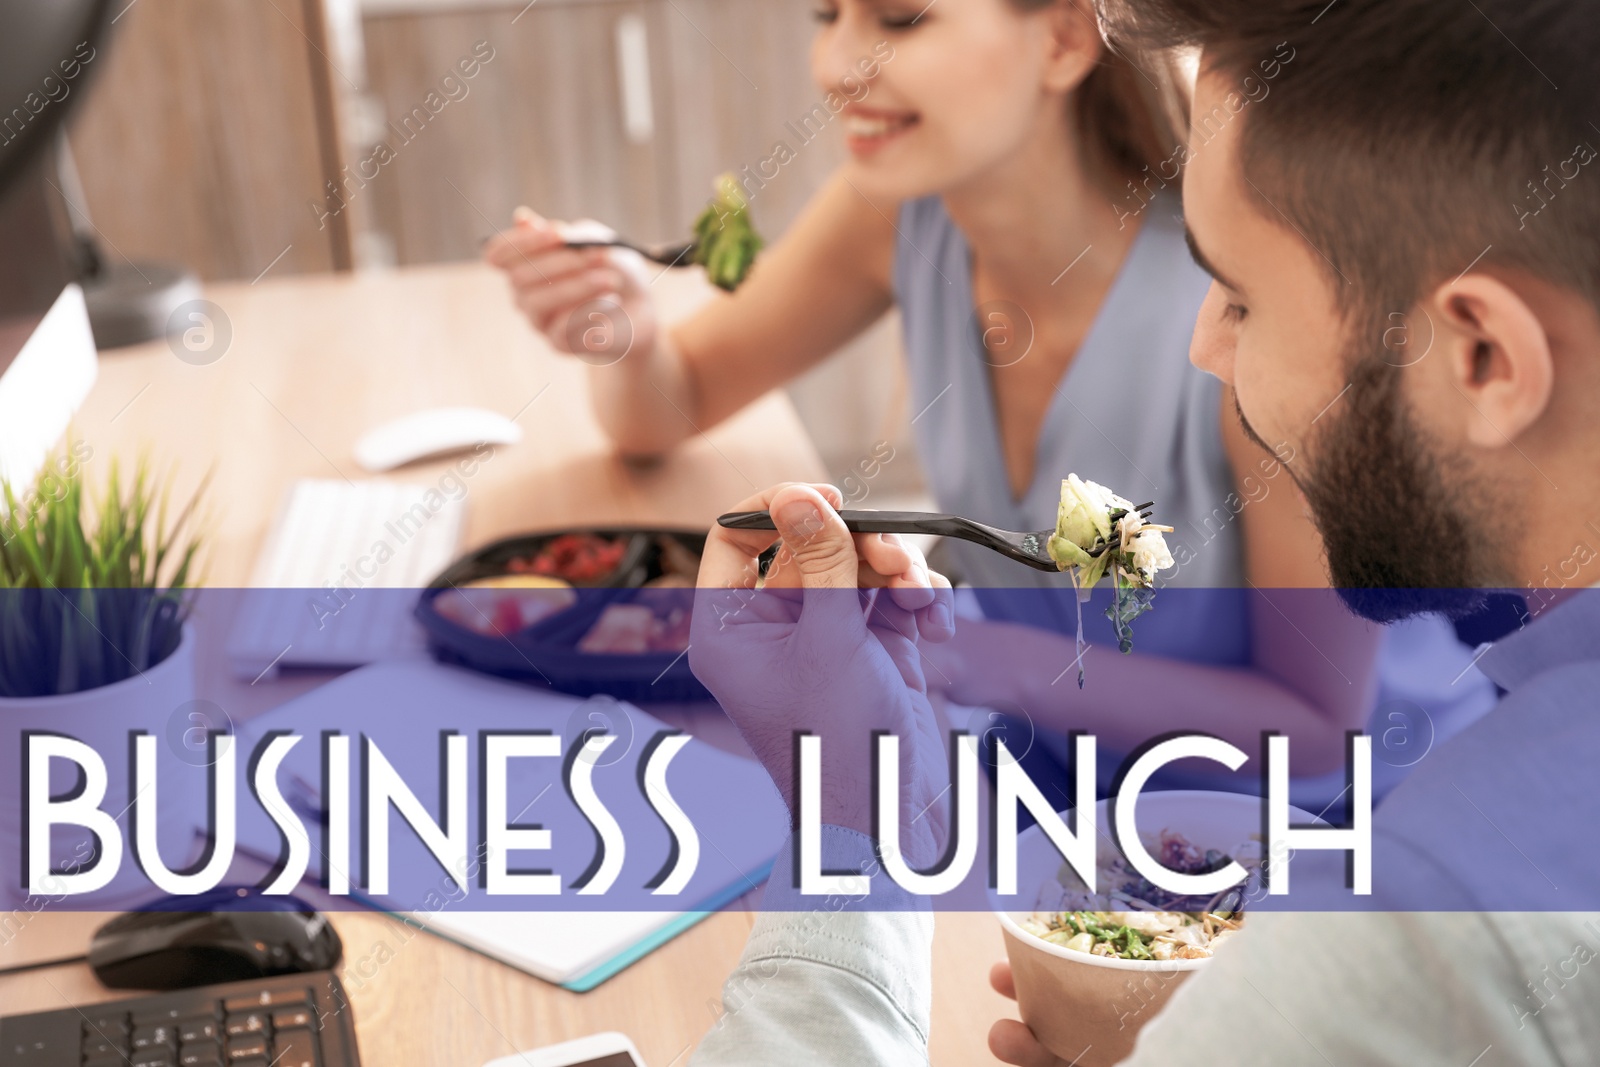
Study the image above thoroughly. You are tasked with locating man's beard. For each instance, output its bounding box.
[1275,349,1501,623]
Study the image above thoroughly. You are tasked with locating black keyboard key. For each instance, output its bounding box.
[180,1017,221,1043]
[223,989,309,1013]
[3,1010,78,1065]
[82,1014,132,1037]
[272,1007,316,1031]
[82,1037,130,1058]
[2,974,355,1067]
[134,1024,180,1050]
[226,1033,269,1061]
[271,1027,320,1067]
[224,1012,270,1038]
[180,1043,224,1066]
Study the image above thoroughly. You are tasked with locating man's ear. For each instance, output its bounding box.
[1040,0,1103,94]
[1427,273,1555,449]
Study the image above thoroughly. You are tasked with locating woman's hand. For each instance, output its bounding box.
[690,483,956,864]
[483,209,659,364]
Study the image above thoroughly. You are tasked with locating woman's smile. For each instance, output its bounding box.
[841,105,920,156]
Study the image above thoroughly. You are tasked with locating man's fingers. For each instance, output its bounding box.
[990,960,1017,1000]
[857,532,924,599]
[864,593,927,691]
[854,533,956,644]
[691,483,847,689]
[857,530,915,574]
[697,483,842,591]
[988,1020,1064,1067]
[859,533,954,644]
[763,485,876,664]
[768,484,861,592]
[987,965,1064,1067]
[915,569,956,644]
[855,533,954,636]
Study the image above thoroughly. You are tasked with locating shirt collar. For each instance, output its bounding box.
[1476,589,1600,691]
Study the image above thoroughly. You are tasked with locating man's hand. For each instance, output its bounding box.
[690,482,955,865]
[989,961,1075,1067]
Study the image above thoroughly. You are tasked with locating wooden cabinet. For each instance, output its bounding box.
[57,0,842,276]
[658,0,842,241]
[67,0,352,281]
[359,0,839,264]
[360,1,677,263]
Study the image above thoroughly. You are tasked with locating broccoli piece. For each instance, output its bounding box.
[690,173,763,291]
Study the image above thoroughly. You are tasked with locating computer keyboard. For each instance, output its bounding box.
[226,479,466,681]
[0,971,360,1066]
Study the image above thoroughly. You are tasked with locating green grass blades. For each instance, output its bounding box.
[0,448,205,698]
[690,173,763,291]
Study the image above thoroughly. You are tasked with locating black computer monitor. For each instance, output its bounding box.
[0,0,115,196]
[0,151,76,363]
[0,0,114,486]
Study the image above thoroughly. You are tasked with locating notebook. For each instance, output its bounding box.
[234,659,786,991]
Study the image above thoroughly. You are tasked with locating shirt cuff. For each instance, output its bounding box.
[742,826,934,1042]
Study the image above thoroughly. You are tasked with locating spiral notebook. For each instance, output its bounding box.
[235,659,786,991]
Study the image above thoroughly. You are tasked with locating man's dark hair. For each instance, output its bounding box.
[1098,0,1600,333]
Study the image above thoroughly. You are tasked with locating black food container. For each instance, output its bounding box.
[415,527,710,702]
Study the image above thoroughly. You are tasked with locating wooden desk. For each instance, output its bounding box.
[0,263,1010,1065]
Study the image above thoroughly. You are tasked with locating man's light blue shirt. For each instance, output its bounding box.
[691,592,1600,1065]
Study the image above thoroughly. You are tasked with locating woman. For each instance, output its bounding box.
[485,0,1492,794]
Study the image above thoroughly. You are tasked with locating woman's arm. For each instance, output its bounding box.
[489,171,900,457]
[934,389,1382,778]
[939,618,1375,777]
[651,173,900,447]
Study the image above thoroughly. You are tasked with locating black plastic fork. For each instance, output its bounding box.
[716,505,1155,573]
[564,237,698,267]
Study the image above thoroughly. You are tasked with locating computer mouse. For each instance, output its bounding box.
[88,886,343,991]
[353,406,522,472]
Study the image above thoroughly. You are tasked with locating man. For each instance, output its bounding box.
[688,0,1600,1062]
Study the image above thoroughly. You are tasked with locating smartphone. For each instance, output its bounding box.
[483,1032,648,1067]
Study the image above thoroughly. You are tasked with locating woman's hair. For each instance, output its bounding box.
[1009,0,1184,192]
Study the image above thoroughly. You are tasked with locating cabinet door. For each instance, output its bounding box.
[662,0,905,483]
[66,0,349,281]
[658,0,841,240]
[361,0,679,264]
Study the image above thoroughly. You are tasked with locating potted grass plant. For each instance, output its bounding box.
[0,447,207,903]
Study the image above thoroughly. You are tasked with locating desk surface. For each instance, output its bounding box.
[0,263,1011,1066]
